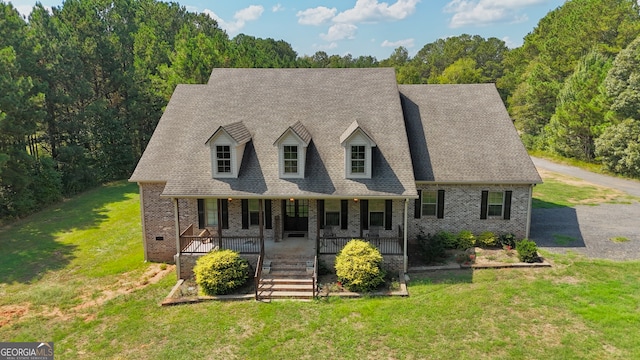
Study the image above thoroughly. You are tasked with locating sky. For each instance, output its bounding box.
[10,0,566,59]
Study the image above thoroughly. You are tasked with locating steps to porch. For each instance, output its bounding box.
[257,258,316,300]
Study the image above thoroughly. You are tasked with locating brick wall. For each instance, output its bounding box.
[408,184,532,242]
[139,182,177,263]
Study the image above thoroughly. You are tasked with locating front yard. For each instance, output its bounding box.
[1,180,639,359]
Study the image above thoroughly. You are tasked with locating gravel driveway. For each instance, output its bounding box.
[529,157,640,261]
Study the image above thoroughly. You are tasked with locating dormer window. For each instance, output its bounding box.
[284,145,298,174]
[340,121,376,179]
[216,145,231,173]
[206,122,251,179]
[350,145,366,174]
[275,121,311,179]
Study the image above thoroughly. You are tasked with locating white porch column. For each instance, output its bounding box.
[403,198,408,273]
[173,198,181,279]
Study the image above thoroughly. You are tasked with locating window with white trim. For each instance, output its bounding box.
[369,200,385,227]
[284,145,298,174]
[488,191,504,217]
[325,200,340,227]
[421,191,437,216]
[351,145,365,174]
[205,198,218,227]
[249,199,260,226]
[216,145,231,173]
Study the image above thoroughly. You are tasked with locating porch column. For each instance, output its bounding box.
[403,198,408,273]
[217,199,223,249]
[173,198,181,279]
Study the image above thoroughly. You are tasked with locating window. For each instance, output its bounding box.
[422,191,437,216]
[488,191,504,217]
[284,145,298,174]
[325,200,340,227]
[249,199,260,226]
[204,199,218,227]
[351,145,365,174]
[216,145,231,173]
[369,200,384,227]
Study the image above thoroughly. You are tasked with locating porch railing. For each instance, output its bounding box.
[179,225,262,254]
[318,237,403,255]
[313,255,318,298]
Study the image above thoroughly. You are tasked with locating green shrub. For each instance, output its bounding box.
[417,232,446,264]
[516,239,539,263]
[477,231,497,248]
[436,231,457,249]
[335,239,385,292]
[194,249,249,295]
[498,233,517,248]
[456,230,476,250]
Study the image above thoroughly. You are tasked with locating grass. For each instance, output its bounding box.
[2,182,640,359]
[610,236,630,243]
[532,169,637,208]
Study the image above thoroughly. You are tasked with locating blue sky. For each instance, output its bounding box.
[10,0,566,59]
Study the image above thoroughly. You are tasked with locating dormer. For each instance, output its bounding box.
[274,121,311,179]
[205,122,251,178]
[340,120,376,179]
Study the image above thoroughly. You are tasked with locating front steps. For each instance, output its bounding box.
[257,258,316,300]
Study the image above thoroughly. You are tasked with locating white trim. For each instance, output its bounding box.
[343,131,375,179]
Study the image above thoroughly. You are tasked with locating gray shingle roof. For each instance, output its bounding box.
[399,84,541,184]
[130,68,418,198]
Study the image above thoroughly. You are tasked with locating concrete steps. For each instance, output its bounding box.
[258,258,316,300]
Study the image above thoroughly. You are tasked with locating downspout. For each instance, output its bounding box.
[138,183,148,262]
[526,184,533,239]
[403,198,408,274]
[174,198,181,279]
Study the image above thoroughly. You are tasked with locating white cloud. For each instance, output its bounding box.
[333,0,420,23]
[381,38,415,48]
[272,4,284,12]
[313,42,339,51]
[502,36,522,48]
[320,24,358,41]
[297,6,337,25]
[444,0,545,28]
[204,5,264,35]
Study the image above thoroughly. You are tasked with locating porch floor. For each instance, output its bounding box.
[264,232,315,260]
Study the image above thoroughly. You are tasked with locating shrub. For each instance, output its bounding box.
[417,232,446,264]
[194,249,249,295]
[456,230,476,250]
[477,231,497,248]
[516,239,539,263]
[436,231,457,249]
[335,239,385,292]
[498,233,517,248]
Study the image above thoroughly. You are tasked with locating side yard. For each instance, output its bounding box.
[0,178,639,359]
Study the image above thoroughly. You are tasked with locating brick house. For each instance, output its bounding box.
[129,68,541,280]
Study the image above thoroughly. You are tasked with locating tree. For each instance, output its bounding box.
[436,58,484,84]
[595,119,640,177]
[544,51,612,160]
[606,35,640,120]
[509,0,640,139]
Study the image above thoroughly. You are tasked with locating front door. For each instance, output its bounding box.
[283,199,309,232]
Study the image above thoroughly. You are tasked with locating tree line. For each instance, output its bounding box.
[1,0,640,221]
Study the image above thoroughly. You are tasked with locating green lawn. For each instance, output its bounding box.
[532,169,637,208]
[1,181,640,359]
